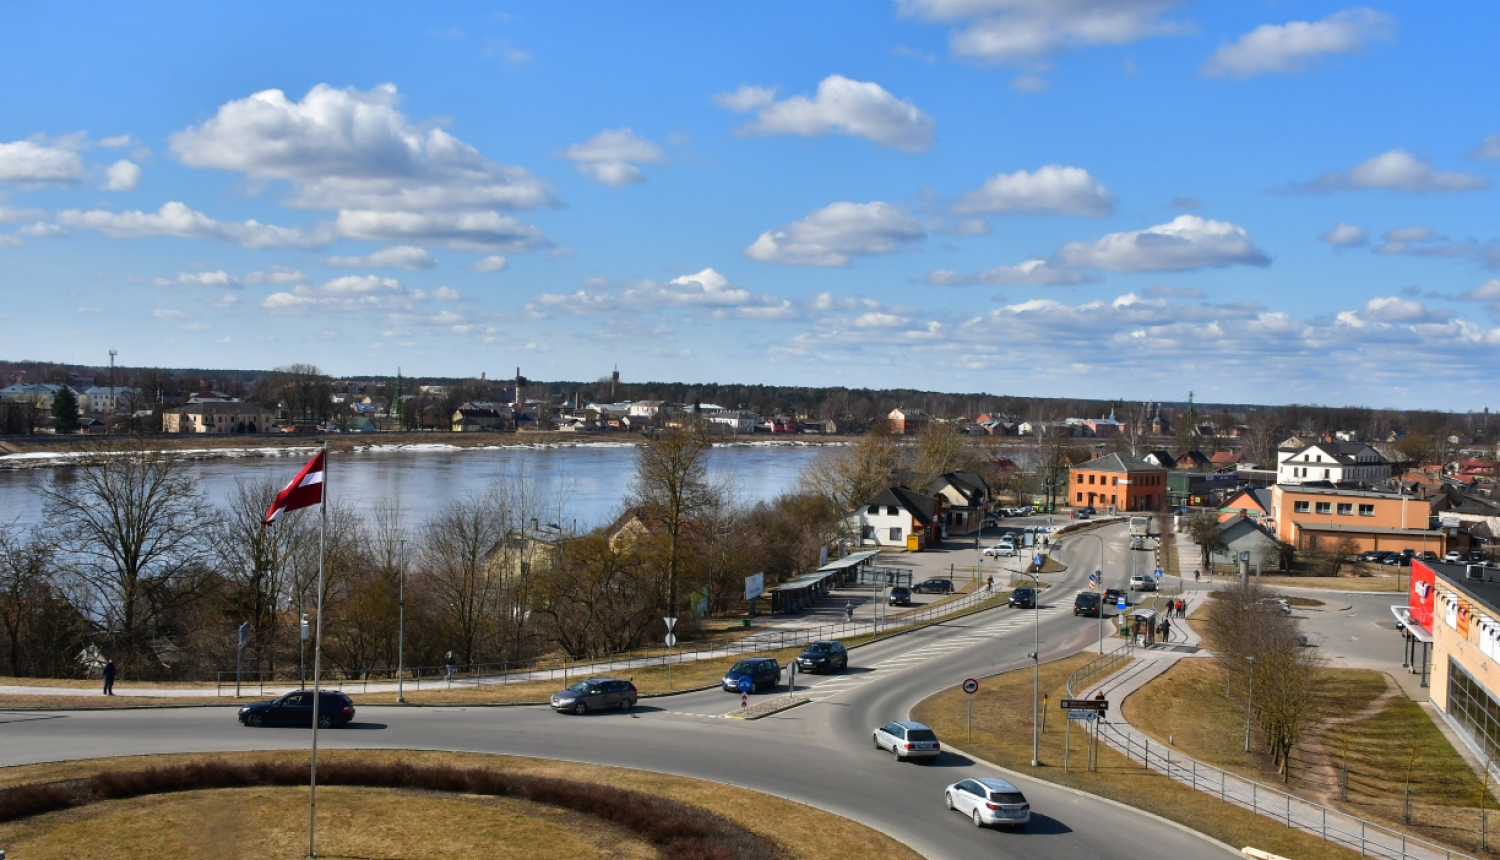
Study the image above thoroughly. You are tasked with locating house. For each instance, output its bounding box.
[80,386,138,415]
[1174,451,1211,471]
[1166,470,1242,509]
[452,407,505,432]
[1143,450,1177,469]
[1085,413,1123,438]
[917,470,991,536]
[707,410,758,435]
[0,382,75,408]
[162,401,275,434]
[887,408,931,435]
[627,401,671,419]
[1217,487,1274,523]
[1209,515,1284,570]
[343,416,377,433]
[1277,440,1391,486]
[1209,451,1244,470]
[186,390,239,403]
[1068,453,1167,512]
[759,416,796,434]
[850,486,943,549]
[1270,483,1447,555]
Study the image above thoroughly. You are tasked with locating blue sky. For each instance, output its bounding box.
[2,2,1497,409]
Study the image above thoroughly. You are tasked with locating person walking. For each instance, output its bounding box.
[1194,568,1201,582]
[844,601,854,622]
[986,575,994,591]
[444,651,455,683]
[102,659,116,696]
[1160,617,1172,642]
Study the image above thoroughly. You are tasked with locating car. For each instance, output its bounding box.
[1016,506,1035,517]
[1418,551,1439,562]
[888,586,913,606]
[1128,574,1156,592]
[1256,597,1292,615]
[1401,548,1417,558]
[1073,592,1102,617]
[1072,507,1094,520]
[1380,552,1406,567]
[1129,535,1146,550]
[239,690,355,728]
[1103,587,1127,608]
[912,578,956,594]
[1445,551,1464,563]
[722,657,781,693]
[873,720,942,761]
[1008,586,1037,609]
[550,677,638,714]
[1471,550,1490,562]
[796,640,848,673]
[1360,550,1385,563]
[983,542,1017,558]
[945,777,1031,828]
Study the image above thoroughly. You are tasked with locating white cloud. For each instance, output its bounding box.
[560,128,665,186]
[0,139,86,183]
[97,135,134,149]
[896,0,1190,66]
[59,202,332,248]
[180,322,211,332]
[1371,226,1494,262]
[326,245,436,270]
[152,307,188,320]
[711,85,778,113]
[18,222,63,238]
[153,270,241,288]
[0,235,22,248]
[744,201,925,266]
[432,286,461,301]
[952,165,1115,217]
[533,267,795,321]
[1335,296,1451,327]
[1474,134,1500,162]
[926,258,1099,286]
[168,83,556,212]
[1143,285,1205,298]
[213,294,240,308]
[334,209,550,252]
[1294,149,1489,193]
[1202,8,1394,78]
[1320,222,1368,247]
[1461,280,1500,302]
[468,255,508,272]
[1050,215,1270,272]
[1010,74,1050,92]
[727,75,935,153]
[263,273,455,316]
[245,266,306,284]
[104,159,141,191]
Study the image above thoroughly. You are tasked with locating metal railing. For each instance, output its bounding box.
[1066,639,1135,697]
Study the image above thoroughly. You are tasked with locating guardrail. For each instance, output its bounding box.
[1065,639,1135,697]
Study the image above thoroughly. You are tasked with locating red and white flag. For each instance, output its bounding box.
[264,450,325,525]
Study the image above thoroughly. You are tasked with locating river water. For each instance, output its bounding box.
[0,442,829,531]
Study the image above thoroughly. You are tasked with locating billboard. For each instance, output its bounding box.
[745,572,765,601]
[1408,560,1435,630]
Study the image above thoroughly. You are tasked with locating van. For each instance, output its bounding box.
[1073,592,1102,617]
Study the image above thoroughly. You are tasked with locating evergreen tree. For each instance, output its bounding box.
[52,387,80,434]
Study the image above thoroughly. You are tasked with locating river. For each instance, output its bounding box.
[0,442,830,531]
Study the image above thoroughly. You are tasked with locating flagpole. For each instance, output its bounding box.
[308,441,327,858]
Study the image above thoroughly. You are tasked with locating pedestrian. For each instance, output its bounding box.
[844,601,854,622]
[102,659,116,696]
[986,576,993,591]
[1178,598,1186,619]
[1194,568,1200,582]
[444,651,455,683]
[1161,617,1172,641]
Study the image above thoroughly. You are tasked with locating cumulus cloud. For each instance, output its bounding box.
[326,245,436,270]
[153,270,241,288]
[334,209,550,252]
[1371,226,1496,263]
[726,75,935,153]
[0,235,24,248]
[1293,149,1489,193]
[1050,215,1270,273]
[245,266,307,284]
[18,222,63,238]
[1320,222,1368,247]
[895,0,1190,66]
[533,267,794,321]
[952,165,1115,217]
[0,139,86,184]
[560,128,665,186]
[468,255,508,272]
[1335,296,1452,327]
[103,159,141,191]
[926,258,1099,286]
[1461,280,1500,302]
[97,135,134,149]
[1201,8,1394,78]
[58,202,332,248]
[744,201,925,267]
[711,85,778,113]
[262,273,462,316]
[1475,134,1500,162]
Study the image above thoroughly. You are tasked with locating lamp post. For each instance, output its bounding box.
[397,538,406,704]
[1243,655,1257,753]
[1020,569,1043,766]
[1073,531,1107,653]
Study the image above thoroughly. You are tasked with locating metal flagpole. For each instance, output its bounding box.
[308,442,327,858]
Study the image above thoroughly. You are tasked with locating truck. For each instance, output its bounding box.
[1128,516,1152,550]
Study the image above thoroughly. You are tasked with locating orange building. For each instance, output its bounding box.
[1270,483,1446,554]
[1069,453,1167,512]
[887,408,931,435]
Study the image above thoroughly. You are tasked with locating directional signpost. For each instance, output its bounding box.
[1060,697,1108,773]
[963,678,978,741]
[738,675,752,710]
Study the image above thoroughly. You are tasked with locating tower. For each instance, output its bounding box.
[108,349,117,391]
[611,364,619,399]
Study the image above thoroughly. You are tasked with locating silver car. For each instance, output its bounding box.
[945,777,1032,828]
[873,720,942,761]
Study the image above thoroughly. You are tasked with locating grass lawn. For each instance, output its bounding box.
[912,653,1369,860]
[0,750,919,860]
[1237,575,1405,593]
[1124,659,1491,855]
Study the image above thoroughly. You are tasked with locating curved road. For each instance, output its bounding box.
[0,521,1233,859]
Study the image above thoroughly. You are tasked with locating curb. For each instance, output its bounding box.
[725,697,810,720]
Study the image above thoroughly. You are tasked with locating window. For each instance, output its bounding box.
[1089,474,1096,484]
[1323,469,1330,479]
[1315,502,1331,514]
[1337,504,1353,516]
[1077,474,1084,484]
[1111,494,1117,505]
[868,505,880,515]
[889,528,901,542]
[1077,492,1084,502]
[861,525,874,540]
[1294,501,1310,513]
[1112,477,1119,486]
[1448,660,1500,765]
[1359,504,1375,517]
[886,505,899,516]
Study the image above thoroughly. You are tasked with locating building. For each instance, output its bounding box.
[913,470,990,536]
[1408,560,1500,773]
[1270,483,1447,554]
[80,386,138,415]
[162,401,275,434]
[1209,515,1283,570]
[707,410,758,435]
[1166,470,1241,509]
[887,408,931,436]
[850,486,943,549]
[1068,453,1167,512]
[1277,440,1391,485]
[452,407,506,432]
[1217,487,1273,522]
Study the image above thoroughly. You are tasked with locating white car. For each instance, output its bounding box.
[873,720,942,761]
[1128,574,1156,591]
[983,542,1017,558]
[1445,551,1464,562]
[945,777,1031,828]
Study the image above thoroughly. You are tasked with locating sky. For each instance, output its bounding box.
[1,2,1498,410]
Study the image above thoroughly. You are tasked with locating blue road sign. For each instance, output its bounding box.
[1153,568,1163,580]
[1088,572,1098,590]
[1117,595,1127,610]
[1033,555,1043,567]
[737,676,753,693]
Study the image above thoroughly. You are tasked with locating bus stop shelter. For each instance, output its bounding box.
[1126,607,1158,646]
[766,550,881,613]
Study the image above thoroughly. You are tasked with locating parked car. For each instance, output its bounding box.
[1073,592,1102,617]
[1128,574,1156,592]
[550,677,638,714]
[873,720,942,761]
[912,578,956,594]
[1072,507,1095,520]
[983,542,1017,558]
[945,777,1031,828]
[239,690,355,728]
[1257,597,1292,615]
[1471,550,1490,562]
[1008,586,1037,609]
[1418,550,1439,562]
[796,640,848,673]
[1445,551,1464,562]
[1380,552,1406,567]
[888,586,913,606]
[722,657,782,693]
[1360,550,1386,563]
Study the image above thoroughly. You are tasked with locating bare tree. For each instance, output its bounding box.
[913,422,972,477]
[628,425,716,625]
[803,427,900,527]
[416,494,505,667]
[212,478,307,674]
[532,533,658,657]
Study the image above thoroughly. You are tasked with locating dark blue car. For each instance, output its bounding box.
[721,657,781,693]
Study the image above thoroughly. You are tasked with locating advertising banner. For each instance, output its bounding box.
[1408,561,1435,630]
[745,572,765,601]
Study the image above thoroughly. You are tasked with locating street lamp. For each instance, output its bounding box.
[397,538,406,704]
[1071,531,1107,653]
[1019,569,1043,767]
[1243,655,1257,753]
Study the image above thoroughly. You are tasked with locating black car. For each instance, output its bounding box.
[1360,550,1385,563]
[1382,552,1407,566]
[1103,587,1127,609]
[796,640,849,673]
[888,586,913,606]
[1073,592,1102,617]
[722,657,782,693]
[550,677,638,714]
[239,690,355,728]
[1008,587,1037,609]
[912,578,955,594]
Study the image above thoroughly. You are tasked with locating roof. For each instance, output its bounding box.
[1216,514,1277,543]
[1294,522,1444,538]
[1074,453,1165,474]
[1210,451,1244,465]
[865,486,940,525]
[1427,560,1500,618]
[1281,441,1388,467]
[167,401,272,414]
[1144,450,1177,468]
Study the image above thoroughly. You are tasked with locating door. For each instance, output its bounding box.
[279,693,312,727]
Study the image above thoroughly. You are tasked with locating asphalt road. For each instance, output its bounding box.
[0,521,1236,859]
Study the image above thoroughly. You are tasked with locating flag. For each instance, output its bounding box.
[1088,572,1098,590]
[264,450,325,525]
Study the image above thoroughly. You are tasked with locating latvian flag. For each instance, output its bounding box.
[263,450,325,525]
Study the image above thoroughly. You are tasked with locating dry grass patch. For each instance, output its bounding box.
[1249,575,1404,593]
[913,653,1366,860]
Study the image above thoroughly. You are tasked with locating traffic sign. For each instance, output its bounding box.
[1088,572,1098,590]
[1153,568,1163,580]
[1059,698,1109,711]
[1067,710,1097,721]
[1033,555,1043,568]
[665,633,677,648]
[737,676,753,693]
[962,678,979,695]
[664,617,677,631]
[1116,595,1127,611]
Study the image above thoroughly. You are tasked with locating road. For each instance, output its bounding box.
[0,521,1236,859]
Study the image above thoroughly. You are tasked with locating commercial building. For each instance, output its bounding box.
[1276,439,1391,486]
[1405,560,1500,771]
[162,401,275,434]
[1069,453,1167,512]
[1270,483,1447,555]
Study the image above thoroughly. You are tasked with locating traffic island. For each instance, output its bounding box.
[726,694,810,720]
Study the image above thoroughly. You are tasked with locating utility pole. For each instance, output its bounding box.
[397,538,406,704]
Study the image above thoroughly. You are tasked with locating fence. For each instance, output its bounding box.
[217,582,1009,696]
